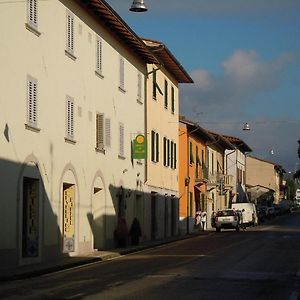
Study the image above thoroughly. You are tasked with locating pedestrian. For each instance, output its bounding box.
[241,209,246,231]
[129,217,142,245]
[201,211,207,231]
[211,211,216,228]
[195,210,201,230]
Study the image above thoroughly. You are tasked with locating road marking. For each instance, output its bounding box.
[65,293,85,299]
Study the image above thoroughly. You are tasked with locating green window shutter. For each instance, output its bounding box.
[189,142,194,164]
[170,141,174,168]
[163,137,167,166]
[156,132,159,162]
[167,139,170,167]
[152,70,157,99]
[151,130,155,161]
[164,80,168,109]
[174,143,177,169]
[171,86,175,114]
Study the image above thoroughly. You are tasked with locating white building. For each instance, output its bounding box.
[0,0,158,274]
[223,135,252,205]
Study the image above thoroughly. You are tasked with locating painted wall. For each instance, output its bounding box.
[178,122,207,234]
[145,64,180,239]
[246,156,281,203]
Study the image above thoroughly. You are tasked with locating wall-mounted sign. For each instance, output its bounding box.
[132,134,147,159]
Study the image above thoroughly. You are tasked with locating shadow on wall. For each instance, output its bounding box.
[0,158,63,277]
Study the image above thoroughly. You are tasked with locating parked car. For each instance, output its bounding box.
[215,209,239,232]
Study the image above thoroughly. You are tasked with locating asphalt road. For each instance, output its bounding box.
[1,211,300,300]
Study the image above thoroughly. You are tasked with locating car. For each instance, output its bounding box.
[215,209,239,232]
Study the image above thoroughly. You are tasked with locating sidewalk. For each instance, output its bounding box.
[1,231,211,281]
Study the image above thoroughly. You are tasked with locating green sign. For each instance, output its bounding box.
[133,134,147,159]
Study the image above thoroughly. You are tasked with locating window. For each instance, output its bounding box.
[137,72,142,102]
[119,56,125,91]
[167,139,170,167]
[170,141,174,169]
[152,70,157,99]
[22,177,39,257]
[66,11,74,55]
[163,137,167,166]
[27,0,38,30]
[173,142,177,169]
[196,146,199,177]
[171,86,175,114]
[96,113,104,151]
[66,96,74,140]
[26,76,38,128]
[119,122,125,157]
[164,80,168,109]
[96,36,103,75]
[105,118,111,149]
[189,142,194,164]
[151,130,159,162]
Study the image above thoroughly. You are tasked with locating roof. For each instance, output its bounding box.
[222,134,252,153]
[179,116,214,142]
[208,131,235,151]
[143,38,194,83]
[77,0,158,64]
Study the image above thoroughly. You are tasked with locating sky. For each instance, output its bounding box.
[105,0,300,173]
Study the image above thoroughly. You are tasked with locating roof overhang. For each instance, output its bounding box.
[77,0,158,64]
[143,38,193,83]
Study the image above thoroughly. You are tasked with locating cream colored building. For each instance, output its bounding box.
[223,135,252,204]
[0,0,158,274]
[246,156,285,204]
[142,39,193,239]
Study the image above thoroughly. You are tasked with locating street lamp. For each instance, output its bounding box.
[130,0,148,12]
[243,122,250,131]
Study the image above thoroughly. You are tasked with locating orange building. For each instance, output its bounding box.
[178,116,215,234]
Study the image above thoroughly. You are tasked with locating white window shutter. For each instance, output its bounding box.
[96,37,102,73]
[96,114,104,149]
[67,13,74,53]
[105,118,111,148]
[119,123,124,157]
[119,56,124,90]
[28,0,38,28]
[66,97,74,139]
[137,72,142,101]
[27,77,37,126]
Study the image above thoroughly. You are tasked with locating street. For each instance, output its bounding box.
[1,211,299,300]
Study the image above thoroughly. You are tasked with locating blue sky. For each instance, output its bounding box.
[106,0,300,172]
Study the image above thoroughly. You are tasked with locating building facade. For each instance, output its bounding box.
[0,0,158,274]
[246,156,285,205]
[143,39,193,240]
[178,117,214,234]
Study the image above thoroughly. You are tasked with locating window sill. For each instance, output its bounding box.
[95,147,105,154]
[118,87,126,93]
[95,70,104,79]
[65,137,76,144]
[25,23,41,37]
[65,50,77,61]
[25,124,41,133]
[118,155,126,160]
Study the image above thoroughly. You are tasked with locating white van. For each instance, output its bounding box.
[231,203,258,227]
